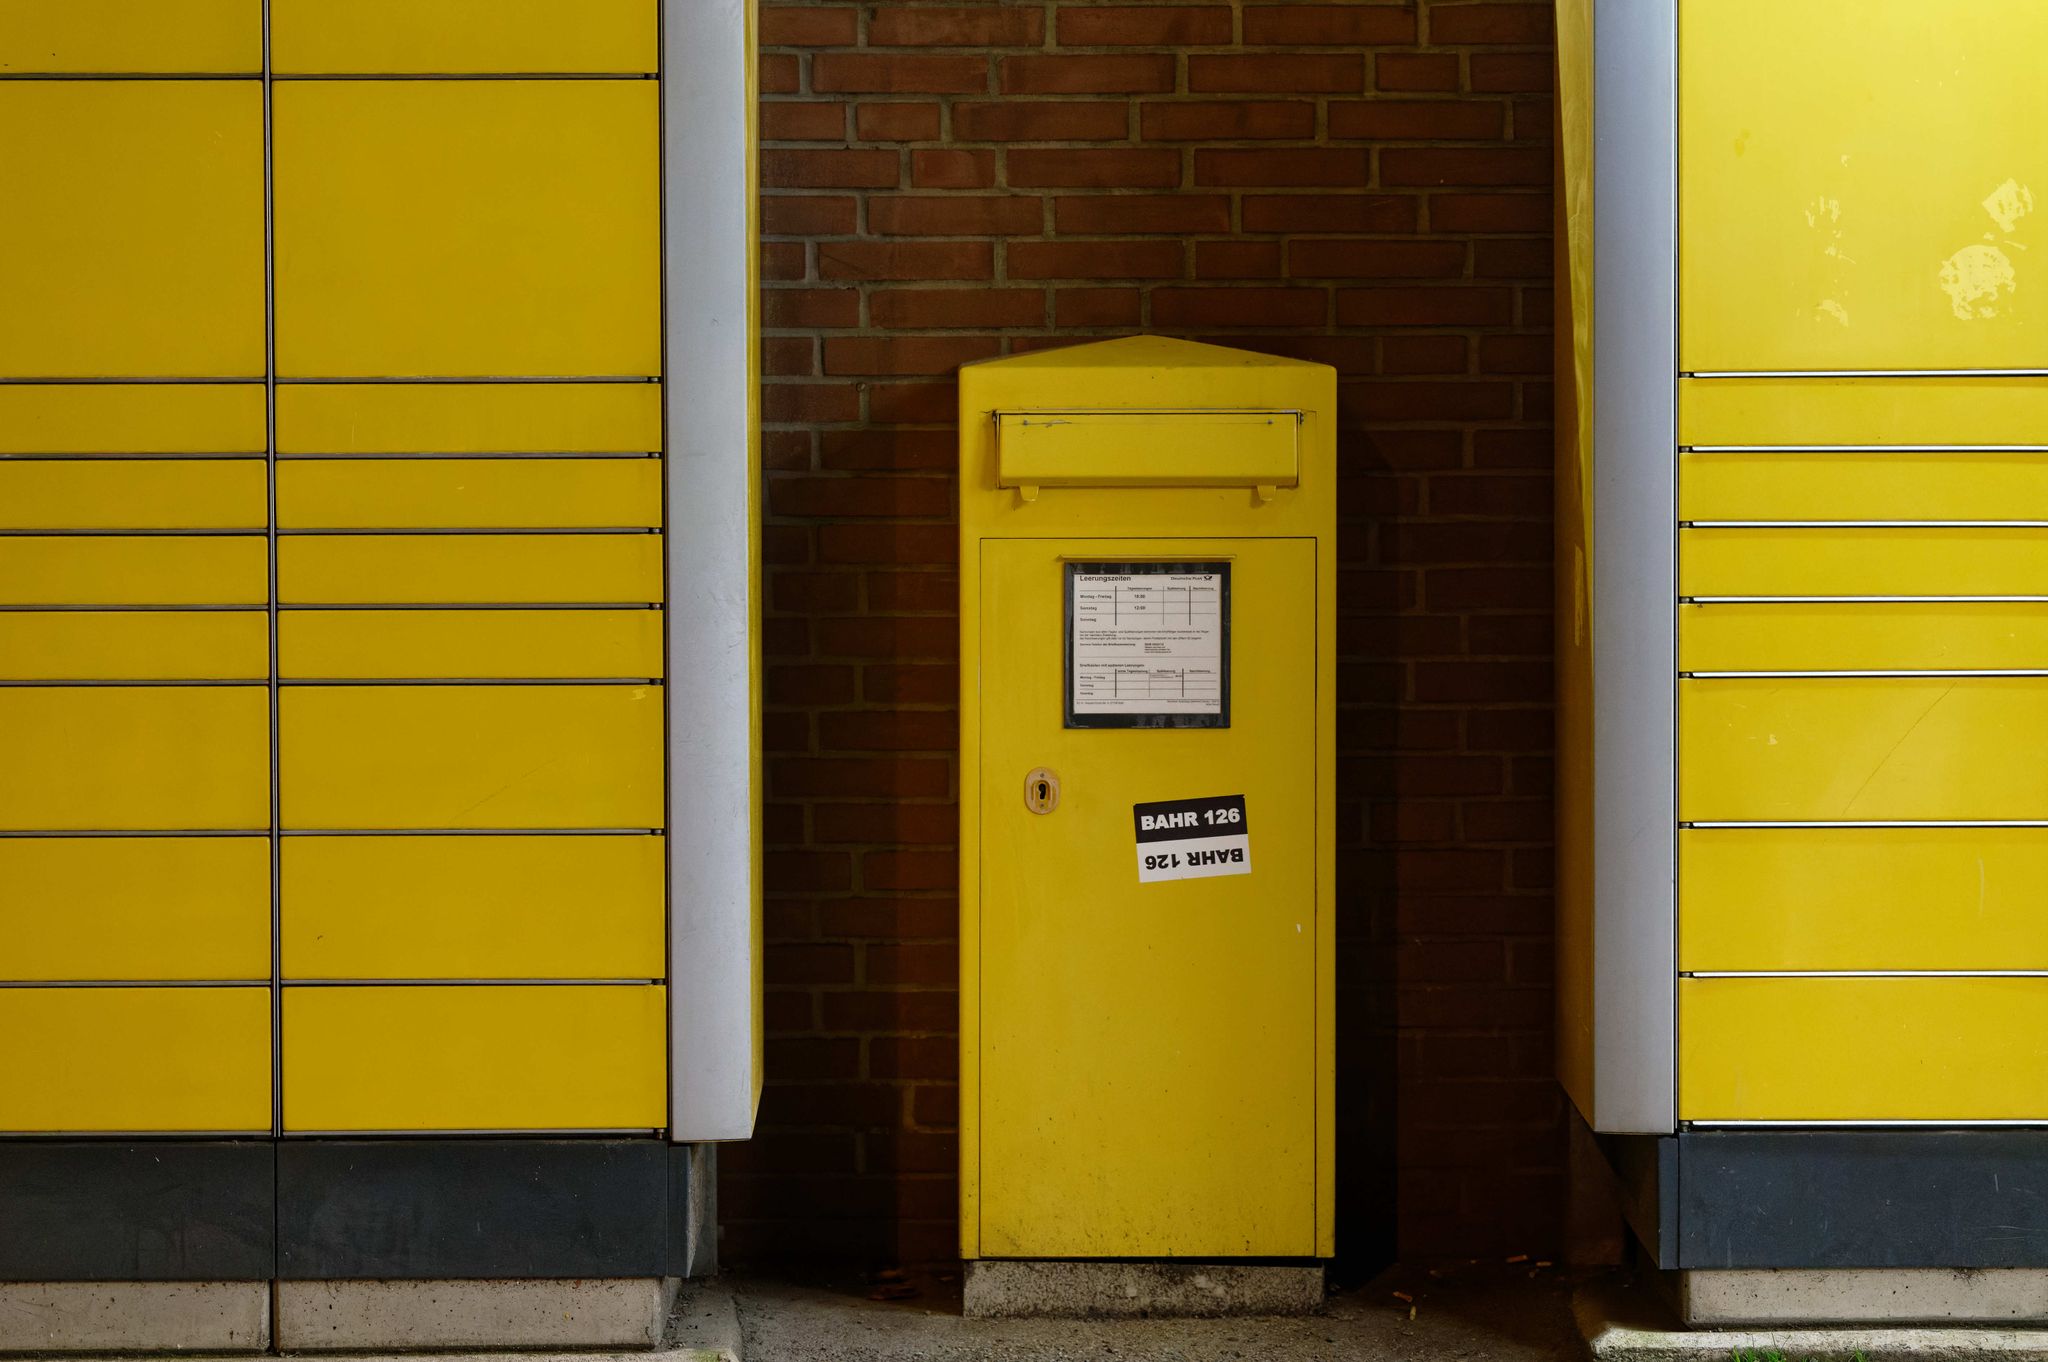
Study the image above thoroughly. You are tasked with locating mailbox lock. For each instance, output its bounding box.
[1023,767,1061,814]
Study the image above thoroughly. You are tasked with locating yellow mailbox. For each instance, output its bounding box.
[957,336,1336,1279]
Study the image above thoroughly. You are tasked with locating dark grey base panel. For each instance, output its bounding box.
[0,1142,273,1281]
[0,1139,711,1282]
[1603,1127,2048,1269]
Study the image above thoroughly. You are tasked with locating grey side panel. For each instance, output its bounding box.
[0,1142,274,1281]
[1589,0,1677,1133]
[277,1140,669,1279]
[1678,1130,2048,1269]
[668,1142,719,1278]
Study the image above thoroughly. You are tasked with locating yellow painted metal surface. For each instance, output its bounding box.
[1680,377,2048,447]
[0,0,259,73]
[276,382,662,455]
[1680,678,2048,823]
[959,337,1335,1261]
[0,987,271,1132]
[996,412,1297,489]
[0,81,262,378]
[273,81,660,379]
[1679,1,2048,371]
[278,534,662,605]
[282,985,666,1131]
[0,460,266,530]
[283,835,663,979]
[280,609,663,680]
[1682,602,2048,673]
[0,612,268,681]
[1682,977,2048,1121]
[1683,527,2048,599]
[1682,828,2048,972]
[271,0,656,75]
[978,537,1319,1257]
[0,687,268,830]
[1552,0,1595,1125]
[280,685,663,830]
[0,838,269,981]
[0,536,266,606]
[1682,452,2048,523]
[0,384,266,455]
[277,458,661,530]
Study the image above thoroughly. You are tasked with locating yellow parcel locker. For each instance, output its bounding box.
[283,834,664,979]
[1680,0,2048,371]
[276,383,662,456]
[0,384,266,456]
[278,534,661,605]
[0,837,270,981]
[0,81,263,378]
[0,0,260,74]
[277,458,661,530]
[273,81,659,379]
[0,686,268,830]
[958,337,1336,1264]
[0,987,271,1133]
[271,0,657,75]
[0,611,267,681]
[0,536,266,606]
[282,985,666,1132]
[280,684,664,830]
[280,609,663,681]
[0,460,266,531]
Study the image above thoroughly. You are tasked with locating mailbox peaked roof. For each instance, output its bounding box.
[961,334,1329,374]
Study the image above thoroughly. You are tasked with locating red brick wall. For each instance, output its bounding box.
[732,0,1562,1269]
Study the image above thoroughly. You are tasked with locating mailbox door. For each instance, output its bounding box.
[977,536,1318,1257]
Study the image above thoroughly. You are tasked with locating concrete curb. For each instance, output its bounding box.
[668,1278,744,1362]
[1576,1279,2048,1362]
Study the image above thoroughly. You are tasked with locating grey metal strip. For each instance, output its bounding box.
[277,979,662,987]
[1684,670,2048,679]
[272,72,657,82]
[0,980,269,989]
[274,526,661,535]
[0,678,660,687]
[0,604,268,612]
[1685,520,2048,529]
[1685,444,2048,453]
[0,528,266,536]
[0,828,659,838]
[1685,971,2048,979]
[1684,819,2048,829]
[263,0,284,1143]
[1684,595,2048,603]
[0,72,259,81]
[276,374,658,385]
[274,451,659,460]
[0,376,265,385]
[1686,368,2048,378]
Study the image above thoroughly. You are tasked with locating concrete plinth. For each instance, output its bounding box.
[274,1278,680,1351]
[1666,1268,2048,1327]
[963,1261,1324,1318]
[0,1281,269,1353]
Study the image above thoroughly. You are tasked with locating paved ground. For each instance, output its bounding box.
[695,1263,1584,1362]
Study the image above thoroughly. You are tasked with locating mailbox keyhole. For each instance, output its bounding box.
[1024,767,1061,814]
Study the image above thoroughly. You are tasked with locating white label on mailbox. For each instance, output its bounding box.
[1134,794,1251,883]
[1070,569,1225,719]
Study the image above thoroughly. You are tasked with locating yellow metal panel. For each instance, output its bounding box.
[996,412,1298,489]
[276,383,661,455]
[282,835,663,979]
[277,459,661,530]
[279,534,661,605]
[281,684,663,830]
[0,687,268,830]
[1682,452,2048,523]
[1680,677,2048,823]
[280,609,662,680]
[0,611,267,681]
[0,838,269,981]
[282,984,665,1131]
[1680,378,2048,447]
[0,0,259,73]
[0,987,270,1132]
[0,384,266,456]
[1681,603,2048,674]
[272,0,656,75]
[273,81,659,379]
[0,460,266,531]
[977,537,1319,1258]
[1681,528,2048,599]
[1679,1,2048,371]
[1682,827,2048,972]
[0,537,266,606]
[0,82,263,379]
[1681,977,2048,1121]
